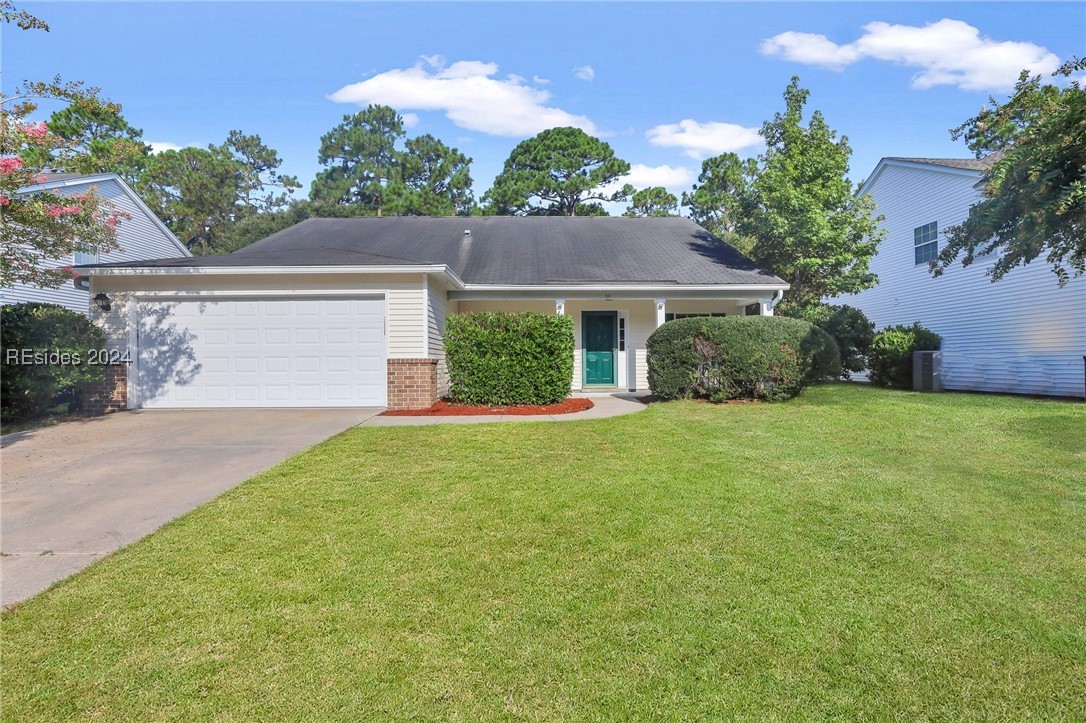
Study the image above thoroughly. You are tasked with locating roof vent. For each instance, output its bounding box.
[463,229,471,236]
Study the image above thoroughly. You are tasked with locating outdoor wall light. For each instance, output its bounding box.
[93,293,111,312]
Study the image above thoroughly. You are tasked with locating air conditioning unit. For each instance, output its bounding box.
[913,351,942,392]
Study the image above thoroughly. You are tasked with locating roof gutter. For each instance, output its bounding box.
[457,283,789,293]
[76,264,467,290]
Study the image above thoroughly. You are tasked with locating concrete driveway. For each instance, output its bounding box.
[1,408,380,608]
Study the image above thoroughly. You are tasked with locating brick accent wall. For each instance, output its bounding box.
[82,364,128,415]
[387,358,439,410]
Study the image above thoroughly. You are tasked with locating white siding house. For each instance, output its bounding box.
[1,173,190,314]
[842,157,1086,398]
[78,217,789,410]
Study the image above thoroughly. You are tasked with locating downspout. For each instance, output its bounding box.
[770,289,784,312]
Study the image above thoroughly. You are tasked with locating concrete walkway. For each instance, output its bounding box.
[1,408,380,608]
[361,393,650,426]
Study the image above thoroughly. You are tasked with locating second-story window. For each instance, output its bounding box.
[914,221,938,265]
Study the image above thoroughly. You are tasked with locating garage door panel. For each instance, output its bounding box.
[137,298,386,408]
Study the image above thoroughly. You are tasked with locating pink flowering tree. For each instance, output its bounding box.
[1,78,128,288]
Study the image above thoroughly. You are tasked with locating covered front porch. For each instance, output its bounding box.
[450,289,782,392]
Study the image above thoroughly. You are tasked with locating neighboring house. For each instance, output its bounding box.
[841,157,1086,398]
[74,217,788,410]
[1,173,191,314]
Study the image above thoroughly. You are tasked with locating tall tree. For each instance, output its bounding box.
[483,127,632,216]
[1,2,124,288]
[139,147,240,252]
[21,98,149,183]
[739,77,883,309]
[934,58,1086,285]
[394,134,474,216]
[682,153,751,237]
[1,0,47,30]
[623,186,678,217]
[311,105,404,214]
[218,130,300,215]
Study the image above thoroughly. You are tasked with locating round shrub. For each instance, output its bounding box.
[444,311,575,405]
[646,315,840,402]
[867,322,942,389]
[1,302,107,422]
[784,303,875,379]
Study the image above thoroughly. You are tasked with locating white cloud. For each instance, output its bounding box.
[760,31,861,70]
[572,65,595,82]
[620,163,695,190]
[329,60,600,137]
[761,19,1061,92]
[598,164,696,212]
[148,141,199,154]
[401,112,419,128]
[645,119,762,160]
[532,75,551,85]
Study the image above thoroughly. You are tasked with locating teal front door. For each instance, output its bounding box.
[582,311,617,386]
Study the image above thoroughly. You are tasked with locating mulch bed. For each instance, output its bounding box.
[382,398,594,416]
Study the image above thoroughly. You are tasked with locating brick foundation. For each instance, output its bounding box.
[387,358,439,410]
[82,364,128,415]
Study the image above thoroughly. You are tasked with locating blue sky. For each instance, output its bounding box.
[6,2,1084,211]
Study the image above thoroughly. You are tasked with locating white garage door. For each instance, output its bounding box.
[136,297,386,408]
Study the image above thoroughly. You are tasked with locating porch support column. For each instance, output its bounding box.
[654,298,667,328]
[759,295,775,316]
[555,298,566,316]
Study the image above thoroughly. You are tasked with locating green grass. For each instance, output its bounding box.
[3,384,1084,720]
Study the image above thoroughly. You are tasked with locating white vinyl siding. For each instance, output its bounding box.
[841,162,1086,398]
[387,288,426,357]
[0,177,188,314]
[427,281,451,396]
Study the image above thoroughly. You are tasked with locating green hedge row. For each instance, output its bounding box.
[444,312,575,405]
[1,303,107,422]
[867,322,942,389]
[646,316,840,402]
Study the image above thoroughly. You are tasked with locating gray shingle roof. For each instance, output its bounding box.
[85,216,786,287]
[27,173,94,184]
[886,155,1000,172]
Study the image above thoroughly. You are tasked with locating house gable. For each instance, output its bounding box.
[842,158,1086,397]
[1,174,189,314]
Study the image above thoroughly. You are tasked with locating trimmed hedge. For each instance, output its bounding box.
[646,315,840,402]
[868,322,942,389]
[444,312,575,405]
[1,303,107,422]
[784,303,875,379]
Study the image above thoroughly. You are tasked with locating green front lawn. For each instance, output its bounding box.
[3,385,1084,719]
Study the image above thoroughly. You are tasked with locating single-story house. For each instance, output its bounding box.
[75,217,788,409]
[839,157,1086,398]
[1,172,191,314]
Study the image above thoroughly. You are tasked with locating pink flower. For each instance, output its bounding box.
[0,157,24,175]
[44,203,83,218]
[23,122,48,139]
[0,197,9,206]
[37,175,47,183]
